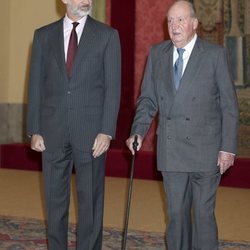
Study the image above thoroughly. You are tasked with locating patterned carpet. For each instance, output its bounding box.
[0,215,250,250]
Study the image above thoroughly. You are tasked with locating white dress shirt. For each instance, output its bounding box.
[63,15,87,61]
[173,33,197,76]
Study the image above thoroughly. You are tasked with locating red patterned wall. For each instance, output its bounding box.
[134,0,174,101]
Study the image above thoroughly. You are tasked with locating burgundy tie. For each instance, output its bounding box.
[66,22,79,76]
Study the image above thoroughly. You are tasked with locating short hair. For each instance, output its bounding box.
[172,0,197,18]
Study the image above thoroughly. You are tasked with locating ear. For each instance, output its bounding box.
[61,0,68,4]
[192,18,198,30]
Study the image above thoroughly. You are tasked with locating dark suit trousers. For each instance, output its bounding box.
[42,141,106,250]
[162,170,221,250]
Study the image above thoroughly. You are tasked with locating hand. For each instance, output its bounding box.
[31,134,46,152]
[92,133,111,158]
[126,134,142,155]
[217,151,235,175]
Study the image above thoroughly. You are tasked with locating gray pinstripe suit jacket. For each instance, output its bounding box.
[27,16,121,152]
[131,37,239,172]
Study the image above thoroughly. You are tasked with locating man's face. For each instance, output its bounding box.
[167,2,198,48]
[63,0,92,19]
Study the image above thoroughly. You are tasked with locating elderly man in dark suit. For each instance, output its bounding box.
[127,0,239,249]
[27,0,121,249]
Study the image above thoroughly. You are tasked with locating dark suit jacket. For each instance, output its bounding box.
[27,16,121,152]
[131,37,239,172]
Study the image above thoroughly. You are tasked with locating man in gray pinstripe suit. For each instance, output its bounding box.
[127,1,239,249]
[27,0,121,249]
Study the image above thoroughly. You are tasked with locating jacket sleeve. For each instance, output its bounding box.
[216,48,239,154]
[101,29,121,138]
[27,30,44,136]
[131,47,158,138]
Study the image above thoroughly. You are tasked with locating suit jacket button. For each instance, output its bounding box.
[186,136,190,140]
[186,117,190,121]
[167,117,171,120]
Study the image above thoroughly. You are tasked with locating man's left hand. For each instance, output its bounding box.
[92,133,111,158]
[217,151,235,175]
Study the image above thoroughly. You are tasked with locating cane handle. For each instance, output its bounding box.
[132,135,139,151]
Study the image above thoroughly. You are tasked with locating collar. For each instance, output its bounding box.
[173,33,197,59]
[63,14,88,30]
[182,33,197,54]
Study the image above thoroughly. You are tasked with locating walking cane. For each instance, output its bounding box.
[122,135,139,250]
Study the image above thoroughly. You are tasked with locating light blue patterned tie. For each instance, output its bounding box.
[174,48,185,90]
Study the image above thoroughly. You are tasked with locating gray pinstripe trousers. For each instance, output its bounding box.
[42,140,106,250]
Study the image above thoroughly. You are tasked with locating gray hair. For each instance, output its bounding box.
[172,0,197,18]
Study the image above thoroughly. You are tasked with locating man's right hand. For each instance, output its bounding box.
[126,134,143,155]
[31,134,46,152]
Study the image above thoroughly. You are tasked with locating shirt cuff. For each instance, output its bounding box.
[219,151,235,156]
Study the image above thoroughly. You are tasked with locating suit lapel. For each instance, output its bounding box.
[175,38,205,97]
[158,42,176,115]
[159,46,175,95]
[48,16,96,79]
[158,38,205,115]
[49,18,68,80]
[71,16,96,75]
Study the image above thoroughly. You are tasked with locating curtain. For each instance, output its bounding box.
[92,0,106,23]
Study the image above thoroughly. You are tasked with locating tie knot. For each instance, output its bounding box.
[177,48,185,58]
[72,22,79,29]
